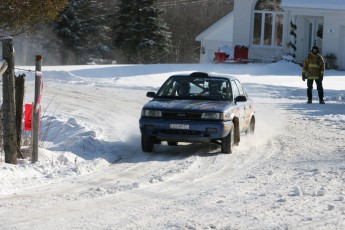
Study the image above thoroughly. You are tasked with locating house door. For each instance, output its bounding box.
[305,18,323,56]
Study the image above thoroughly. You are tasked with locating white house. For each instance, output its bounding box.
[196,0,345,70]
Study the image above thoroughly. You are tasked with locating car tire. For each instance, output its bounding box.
[221,129,234,154]
[167,141,178,146]
[142,134,154,152]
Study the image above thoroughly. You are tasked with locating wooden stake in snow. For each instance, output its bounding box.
[1,37,18,164]
[32,55,43,163]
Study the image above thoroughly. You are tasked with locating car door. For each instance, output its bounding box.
[234,80,252,130]
[230,80,246,130]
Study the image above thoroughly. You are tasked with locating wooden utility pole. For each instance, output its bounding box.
[2,37,18,164]
[32,55,43,163]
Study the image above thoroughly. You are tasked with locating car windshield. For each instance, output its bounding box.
[156,76,232,101]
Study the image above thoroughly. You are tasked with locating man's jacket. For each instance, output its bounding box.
[302,53,325,80]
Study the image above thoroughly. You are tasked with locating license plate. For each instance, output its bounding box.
[170,124,189,130]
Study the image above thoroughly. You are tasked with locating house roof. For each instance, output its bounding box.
[281,0,345,10]
[195,11,234,42]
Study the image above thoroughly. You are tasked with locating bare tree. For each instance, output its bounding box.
[0,0,70,35]
[160,0,233,63]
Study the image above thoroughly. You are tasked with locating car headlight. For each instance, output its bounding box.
[142,109,162,117]
[201,112,221,120]
[201,112,230,120]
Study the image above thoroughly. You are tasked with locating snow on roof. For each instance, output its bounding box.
[281,0,345,10]
[195,11,234,42]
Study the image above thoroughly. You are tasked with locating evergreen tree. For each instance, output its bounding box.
[55,0,112,64]
[113,0,171,64]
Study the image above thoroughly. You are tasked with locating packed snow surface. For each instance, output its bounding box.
[0,61,345,229]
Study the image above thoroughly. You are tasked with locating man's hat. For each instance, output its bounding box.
[311,46,319,53]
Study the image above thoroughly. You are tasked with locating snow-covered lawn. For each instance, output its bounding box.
[0,61,344,229]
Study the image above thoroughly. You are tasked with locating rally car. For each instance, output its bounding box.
[139,72,255,154]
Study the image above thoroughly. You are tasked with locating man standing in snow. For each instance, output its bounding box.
[302,46,325,104]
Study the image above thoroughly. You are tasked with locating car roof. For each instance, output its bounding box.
[170,72,238,80]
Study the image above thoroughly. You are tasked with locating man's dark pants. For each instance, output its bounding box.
[307,78,323,101]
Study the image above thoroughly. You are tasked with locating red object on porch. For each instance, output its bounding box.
[234,46,248,60]
[214,52,227,62]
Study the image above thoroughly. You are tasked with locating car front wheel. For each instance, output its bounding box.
[248,117,255,134]
[221,129,234,154]
[142,134,154,152]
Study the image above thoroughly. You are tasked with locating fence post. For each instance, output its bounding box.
[32,55,42,163]
[15,74,25,159]
[1,37,18,164]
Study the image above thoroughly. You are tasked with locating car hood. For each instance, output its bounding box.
[143,99,231,112]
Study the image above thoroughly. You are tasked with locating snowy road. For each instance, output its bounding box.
[0,63,345,229]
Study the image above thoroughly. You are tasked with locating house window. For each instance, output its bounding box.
[253,0,284,47]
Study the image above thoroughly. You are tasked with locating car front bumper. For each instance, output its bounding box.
[139,117,233,143]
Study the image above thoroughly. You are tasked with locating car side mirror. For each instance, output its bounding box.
[146,92,156,98]
[235,95,247,103]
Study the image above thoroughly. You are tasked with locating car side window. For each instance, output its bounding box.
[156,78,175,96]
[231,80,240,100]
[235,80,248,98]
[234,80,245,96]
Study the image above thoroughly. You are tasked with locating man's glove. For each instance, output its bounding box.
[302,73,306,81]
